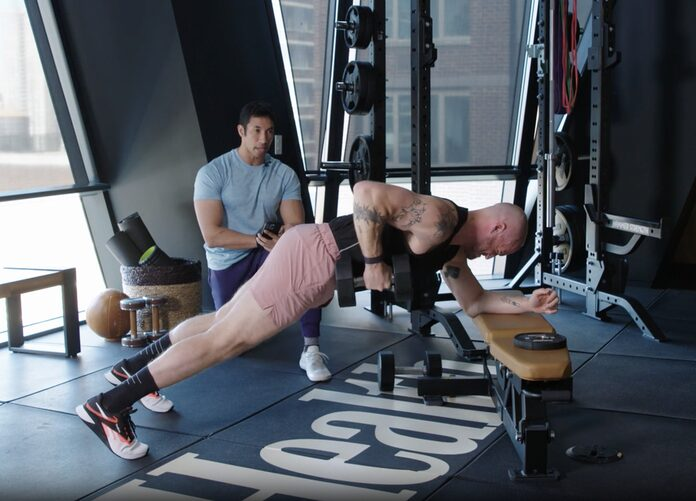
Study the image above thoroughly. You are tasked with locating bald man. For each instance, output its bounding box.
[77,180,559,460]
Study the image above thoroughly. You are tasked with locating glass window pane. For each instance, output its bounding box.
[440,0,470,37]
[279,0,329,172]
[0,195,106,341]
[444,95,470,163]
[0,1,74,193]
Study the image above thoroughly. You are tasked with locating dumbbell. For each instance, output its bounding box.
[335,253,412,307]
[119,297,148,348]
[378,351,443,392]
[143,295,168,341]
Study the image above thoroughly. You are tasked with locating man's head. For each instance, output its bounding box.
[237,101,276,165]
[469,203,528,260]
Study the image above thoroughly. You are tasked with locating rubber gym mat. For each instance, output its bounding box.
[237,322,409,379]
[601,315,696,361]
[571,353,696,420]
[452,407,696,499]
[15,356,313,437]
[0,403,198,500]
[0,342,127,402]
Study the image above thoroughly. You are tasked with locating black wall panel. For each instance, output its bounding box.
[604,0,696,283]
[52,0,313,309]
[171,0,314,220]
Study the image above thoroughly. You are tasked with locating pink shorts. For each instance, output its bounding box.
[248,223,340,328]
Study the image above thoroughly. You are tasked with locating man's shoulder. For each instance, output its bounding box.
[264,155,300,179]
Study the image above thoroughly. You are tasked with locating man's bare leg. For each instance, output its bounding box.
[149,287,280,388]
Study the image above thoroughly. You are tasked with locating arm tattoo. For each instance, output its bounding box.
[444,266,460,279]
[354,203,385,224]
[501,296,522,308]
[391,198,425,228]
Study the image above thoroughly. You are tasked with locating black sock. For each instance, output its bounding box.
[120,334,172,373]
[101,365,159,413]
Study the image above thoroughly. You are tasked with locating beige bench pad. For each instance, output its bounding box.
[473,313,571,381]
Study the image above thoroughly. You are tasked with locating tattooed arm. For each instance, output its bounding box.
[442,247,559,317]
[351,181,455,291]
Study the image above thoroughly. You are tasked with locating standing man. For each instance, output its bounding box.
[193,101,330,382]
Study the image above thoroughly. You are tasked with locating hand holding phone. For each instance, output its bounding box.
[262,222,281,238]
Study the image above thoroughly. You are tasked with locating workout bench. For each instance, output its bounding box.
[473,311,573,480]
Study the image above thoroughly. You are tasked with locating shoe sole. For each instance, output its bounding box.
[76,404,148,460]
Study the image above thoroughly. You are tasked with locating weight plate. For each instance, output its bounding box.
[348,135,373,189]
[566,445,623,464]
[339,61,376,115]
[554,132,575,191]
[553,205,585,273]
[378,351,396,392]
[513,332,567,350]
[344,5,374,49]
[424,352,442,378]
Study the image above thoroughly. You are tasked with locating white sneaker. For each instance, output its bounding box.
[299,346,332,382]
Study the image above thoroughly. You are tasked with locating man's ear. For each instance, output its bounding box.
[237,124,245,137]
[492,222,506,234]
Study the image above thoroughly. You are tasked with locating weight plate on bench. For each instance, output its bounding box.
[566,445,623,464]
[424,351,442,378]
[378,351,395,392]
[513,332,567,350]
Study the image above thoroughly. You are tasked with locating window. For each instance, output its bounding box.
[0,1,105,342]
[0,1,73,193]
[277,0,330,172]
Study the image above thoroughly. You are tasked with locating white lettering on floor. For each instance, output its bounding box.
[98,357,498,500]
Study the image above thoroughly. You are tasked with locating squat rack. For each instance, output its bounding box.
[512,0,666,341]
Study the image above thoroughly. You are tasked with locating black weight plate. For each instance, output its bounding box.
[554,132,575,191]
[424,351,442,378]
[378,351,396,392]
[513,332,567,350]
[348,135,373,189]
[566,445,623,464]
[344,5,374,49]
[340,61,375,115]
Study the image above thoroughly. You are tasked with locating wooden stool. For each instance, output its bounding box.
[143,295,168,341]
[119,297,148,348]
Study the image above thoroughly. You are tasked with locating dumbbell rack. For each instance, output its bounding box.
[510,0,666,341]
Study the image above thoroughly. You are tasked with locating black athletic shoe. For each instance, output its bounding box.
[76,394,149,460]
[105,360,174,413]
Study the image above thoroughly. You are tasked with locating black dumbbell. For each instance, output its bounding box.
[335,253,412,307]
[378,351,443,392]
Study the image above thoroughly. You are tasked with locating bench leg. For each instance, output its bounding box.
[61,268,80,357]
[7,295,24,349]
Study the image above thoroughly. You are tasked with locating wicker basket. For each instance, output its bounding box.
[121,258,201,331]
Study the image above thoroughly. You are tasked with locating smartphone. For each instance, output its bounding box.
[261,222,281,238]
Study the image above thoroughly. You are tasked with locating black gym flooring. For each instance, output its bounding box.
[2,283,696,500]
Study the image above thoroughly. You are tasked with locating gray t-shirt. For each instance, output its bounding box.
[193,149,302,270]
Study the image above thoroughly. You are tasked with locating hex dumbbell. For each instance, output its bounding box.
[377,351,443,392]
[336,253,412,307]
[119,297,148,348]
